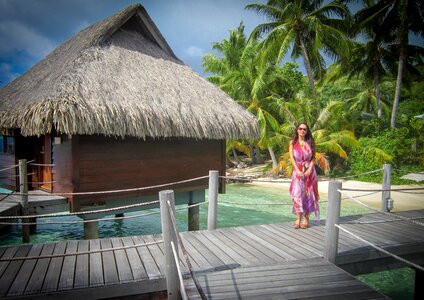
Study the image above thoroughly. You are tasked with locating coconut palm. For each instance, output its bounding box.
[277,98,360,175]
[353,0,424,127]
[246,0,351,98]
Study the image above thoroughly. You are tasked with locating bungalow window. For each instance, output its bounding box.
[0,136,14,154]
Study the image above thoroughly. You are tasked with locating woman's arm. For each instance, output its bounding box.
[289,140,302,177]
[304,159,315,177]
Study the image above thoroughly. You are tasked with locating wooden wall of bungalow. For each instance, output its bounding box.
[1,133,226,212]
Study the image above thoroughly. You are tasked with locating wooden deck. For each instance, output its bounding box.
[0,209,423,299]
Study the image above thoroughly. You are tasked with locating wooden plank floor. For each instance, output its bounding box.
[0,210,423,299]
[185,258,388,299]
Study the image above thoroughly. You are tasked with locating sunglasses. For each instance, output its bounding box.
[298,127,308,131]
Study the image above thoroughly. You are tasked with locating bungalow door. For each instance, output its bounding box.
[36,135,52,192]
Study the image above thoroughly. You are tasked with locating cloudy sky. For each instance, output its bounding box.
[1,1,422,88]
[0,0,271,87]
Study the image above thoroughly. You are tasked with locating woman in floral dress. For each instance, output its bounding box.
[289,123,319,229]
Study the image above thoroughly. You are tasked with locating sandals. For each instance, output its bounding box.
[293,219,301,229]
[300,217,309,229]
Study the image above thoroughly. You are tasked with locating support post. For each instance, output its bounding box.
[382,163,392,212]
[159,190,180,300]
[324,181,342,263]
[188,191,199,231]
[207,170,219,230]
[415,267,423,300]
[19,159,30,243]
[83,221,99,239]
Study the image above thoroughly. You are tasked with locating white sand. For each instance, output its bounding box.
[247,179,423,212]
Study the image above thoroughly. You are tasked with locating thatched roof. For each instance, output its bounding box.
[0,4,259,140]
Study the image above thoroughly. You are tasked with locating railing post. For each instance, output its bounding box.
[159,190,180,300]
[324,181,342,263]
[19,159,30,243]
[207,170,219,230]
[382,163,392,212]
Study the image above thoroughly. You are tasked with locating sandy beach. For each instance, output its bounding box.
[227,164,423,212]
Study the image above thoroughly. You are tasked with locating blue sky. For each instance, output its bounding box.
[1,1,422,88]
[0,0,269,87]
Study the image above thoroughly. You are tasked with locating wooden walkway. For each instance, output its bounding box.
[0,209,423,299]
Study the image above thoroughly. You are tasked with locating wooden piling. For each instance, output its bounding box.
[324,181,342,263]
[188,191,199,231]
[19,159,30,243]
[159,190,180,300]
[207,170,218,231]
[382,163,392,212]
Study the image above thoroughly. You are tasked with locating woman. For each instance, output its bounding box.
[289,123,319,229]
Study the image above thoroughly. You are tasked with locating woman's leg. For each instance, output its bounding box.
[301,213,309,229]
[294,213,302,229]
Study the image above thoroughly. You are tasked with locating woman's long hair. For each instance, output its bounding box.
[292,122,316,159]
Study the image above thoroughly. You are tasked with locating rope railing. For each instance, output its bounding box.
[0,175,209,197]
[335,224,424,271]
[342,187,424,192]
[0,210,161,226]
[0,200,160,220]
[338,189,424,226]
[0,240,163,262]
[0,183,22,202]
[0,163,19,173]
[171,241,189,300]
[220,168,384,184]
[29,163,55,167]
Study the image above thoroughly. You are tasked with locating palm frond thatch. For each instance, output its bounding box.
[0,4,259,140]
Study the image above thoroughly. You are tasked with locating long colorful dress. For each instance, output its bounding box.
[289,140,320,222]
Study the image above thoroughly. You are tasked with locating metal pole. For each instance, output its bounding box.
[159,190,180,300]
[207,170,219,230]
[382,163,392,212]
[19,159,30,243]
[324,181,342,263]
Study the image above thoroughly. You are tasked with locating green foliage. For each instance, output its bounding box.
[347,128,423,183]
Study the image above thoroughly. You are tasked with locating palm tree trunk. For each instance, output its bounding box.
[255,145,263,164]
[391,55,405,128]
[268,146,278,169]
[299,35,317,98]
[232,147,242,166]
[391,0,408,128]
[249,144,256,164]
[373,66,382,119]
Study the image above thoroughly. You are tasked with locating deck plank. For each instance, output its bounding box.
[111,237,133,283]
[131,236,161,279]
[42,241,66,292]
[24,243,55,294]
[122,236,148,280]
[89,239,104,287]
[74,240,89,289]
[7,244,43,297]
[100,238,119,285]
[57,240,77,291]
[0,245,31,297]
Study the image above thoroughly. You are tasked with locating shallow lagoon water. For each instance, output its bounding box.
[0,183,414,299]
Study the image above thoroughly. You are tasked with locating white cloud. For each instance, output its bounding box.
[185,46,204,58]
[0,20,56,59]
[0,63,19,84]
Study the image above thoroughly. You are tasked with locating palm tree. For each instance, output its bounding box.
[203,24,285,166]
[353,0,424,128]
[277,98,360,175]
[246,0,351,98]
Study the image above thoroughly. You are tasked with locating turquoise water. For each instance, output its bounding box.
[0,183,414,299]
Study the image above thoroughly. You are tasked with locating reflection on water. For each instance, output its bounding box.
[0,183,413,299]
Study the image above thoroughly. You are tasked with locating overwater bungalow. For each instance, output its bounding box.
[0,4,259,233]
